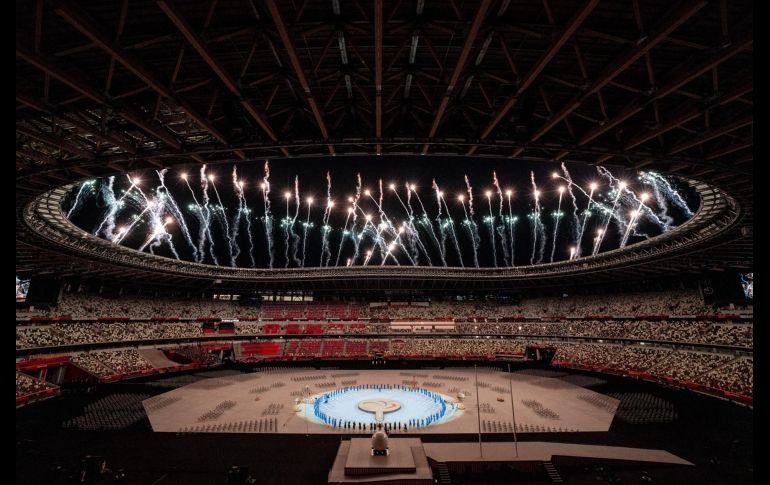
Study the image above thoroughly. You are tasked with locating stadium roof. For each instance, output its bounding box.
[16,0,752,289]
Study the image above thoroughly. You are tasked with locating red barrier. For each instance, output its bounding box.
[16,355,70,370]
[29,317,54,323]
[724,392,752,404]
[716,314,740,320]
[201,342,232,350]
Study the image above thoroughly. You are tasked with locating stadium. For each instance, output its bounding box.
[16,1,752,484]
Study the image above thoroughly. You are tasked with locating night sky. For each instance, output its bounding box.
[63,156,698,269]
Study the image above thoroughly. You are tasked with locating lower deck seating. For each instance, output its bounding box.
[345,340,369,357]
[71,349,153,377]
[16,372,57,399]
[238,342,284,358]
[321,339,345,357]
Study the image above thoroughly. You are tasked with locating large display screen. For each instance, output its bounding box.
[740,272,753,300]
[16,276,30,302]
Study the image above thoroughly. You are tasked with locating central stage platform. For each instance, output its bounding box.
[144,368,619,435]
[329,438,433,485]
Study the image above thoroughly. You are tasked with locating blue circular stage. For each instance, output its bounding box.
[300,384,461,428]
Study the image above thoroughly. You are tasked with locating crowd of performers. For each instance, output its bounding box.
[312,383,450,429]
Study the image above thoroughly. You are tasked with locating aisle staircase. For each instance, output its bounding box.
[436,462,451,484]
[543,461,563,483]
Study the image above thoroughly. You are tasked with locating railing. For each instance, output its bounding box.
[15,328,753,355]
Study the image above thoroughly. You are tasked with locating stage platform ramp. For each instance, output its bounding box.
[329,438,692,484]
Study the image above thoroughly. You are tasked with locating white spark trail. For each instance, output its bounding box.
[550,188,564,263]
[492,171,510,266]
[262,161,275,268]
[199,166,219,265]
[157,169,198,261]
[66,180,93,219]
